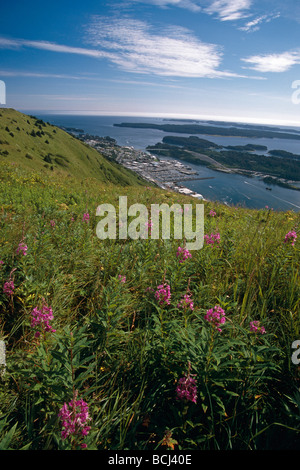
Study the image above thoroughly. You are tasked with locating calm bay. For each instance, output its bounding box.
[34,114,300,212]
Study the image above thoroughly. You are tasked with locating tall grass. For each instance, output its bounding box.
[0,160,299,450]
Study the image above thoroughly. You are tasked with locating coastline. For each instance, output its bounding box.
[68,130,209,201]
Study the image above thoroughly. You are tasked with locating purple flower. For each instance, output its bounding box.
[155,283,171,306]
[250,321,266,335]
[31,303,56,337]
[177,293,194,311]
[209,210,216,217]
[204,232,220,246]
[3,280,14,296]
[82,213,90,223]
[284,230,297,246]
[176,246,192,263]
[176,364,197,404]
[58,394,91,444]
[16,242,27,256]
[118,274,126,283]
[204,305,226,332]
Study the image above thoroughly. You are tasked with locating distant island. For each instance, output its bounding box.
[163,119,300,135]
[114,122,300,140]
[145,135,300,191]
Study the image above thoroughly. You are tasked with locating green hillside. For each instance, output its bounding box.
[0,108,146,186]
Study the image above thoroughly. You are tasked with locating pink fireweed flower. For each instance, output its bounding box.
[50,220,56,228]
[250,321,266,335]
[118,275,126,283]
[284,230,297,246]
[82,213,90,223]
[177,293,194,311]
[204,232,220,246]
[58,395,91,444]
[31,303,56,338]
[145,219,153,236]
[176,246,192,263]
[176,365,197,404]
[0,260,4,266]
[146,219,153,229]
[16,241,27,256]
[209,210,216,217]
[204,305,226,332]
[155,283,171,306]
[3,280,14,296]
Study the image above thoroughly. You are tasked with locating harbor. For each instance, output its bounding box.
[71,131,210,200]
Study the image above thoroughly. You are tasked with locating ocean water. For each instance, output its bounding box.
[34,114,300,212]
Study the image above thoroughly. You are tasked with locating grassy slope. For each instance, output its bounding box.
[0,113,299,450]
[0,108,147,186]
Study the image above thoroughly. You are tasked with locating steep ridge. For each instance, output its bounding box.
[0,108,147,187]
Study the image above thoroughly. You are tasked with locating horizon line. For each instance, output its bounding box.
[3,106,300,129]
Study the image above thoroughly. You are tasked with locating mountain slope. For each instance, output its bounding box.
[0,108,147,186]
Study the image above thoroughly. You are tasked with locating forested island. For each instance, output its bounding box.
[163,118,300,135]
[146,135,300,190]
[114,122,300,140]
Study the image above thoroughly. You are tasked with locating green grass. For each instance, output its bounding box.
[0,135,299,450]
[0,108,147,186]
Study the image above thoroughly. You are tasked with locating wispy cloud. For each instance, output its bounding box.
[0,69,92,80]
[242,50,300,72]
[204,0,252,21]
[128,0,202,12]
[85,16,245,78]
[122,0,253,19]
[0,19,265,81]
[0,37,113,59]
[239,12,280,32]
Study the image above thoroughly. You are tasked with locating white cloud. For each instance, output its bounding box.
[239,12,280,32]
[0,69,90,80]
[86,16,244,78]
[1,30,238,78]
[127,0,202,12]
[0,20,265,81]
[205,0,252,21]
[0,37,113,59]
[242,51,300,72]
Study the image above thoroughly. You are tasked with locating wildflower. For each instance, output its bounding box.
[155,283,171,306]
[31,303,56,338]
[118,274,126,283]
[204,232,220,246]
[58,393,91,446]
[16,241,27,256]
[176,246,192,263]
[176,363,197,404]
[82,213,90,223]
[145,219,153,236]
[0,260,4,266]
[50,220,56,227]
[284,230,297,246]
[204,305,226,332]
[146,219,153,229]
[3,280,14,296]
[250,321,266,335]
[209,210,216,217]
[177,293,194,311]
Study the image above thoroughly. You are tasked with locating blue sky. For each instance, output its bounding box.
[1,0,300,125]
